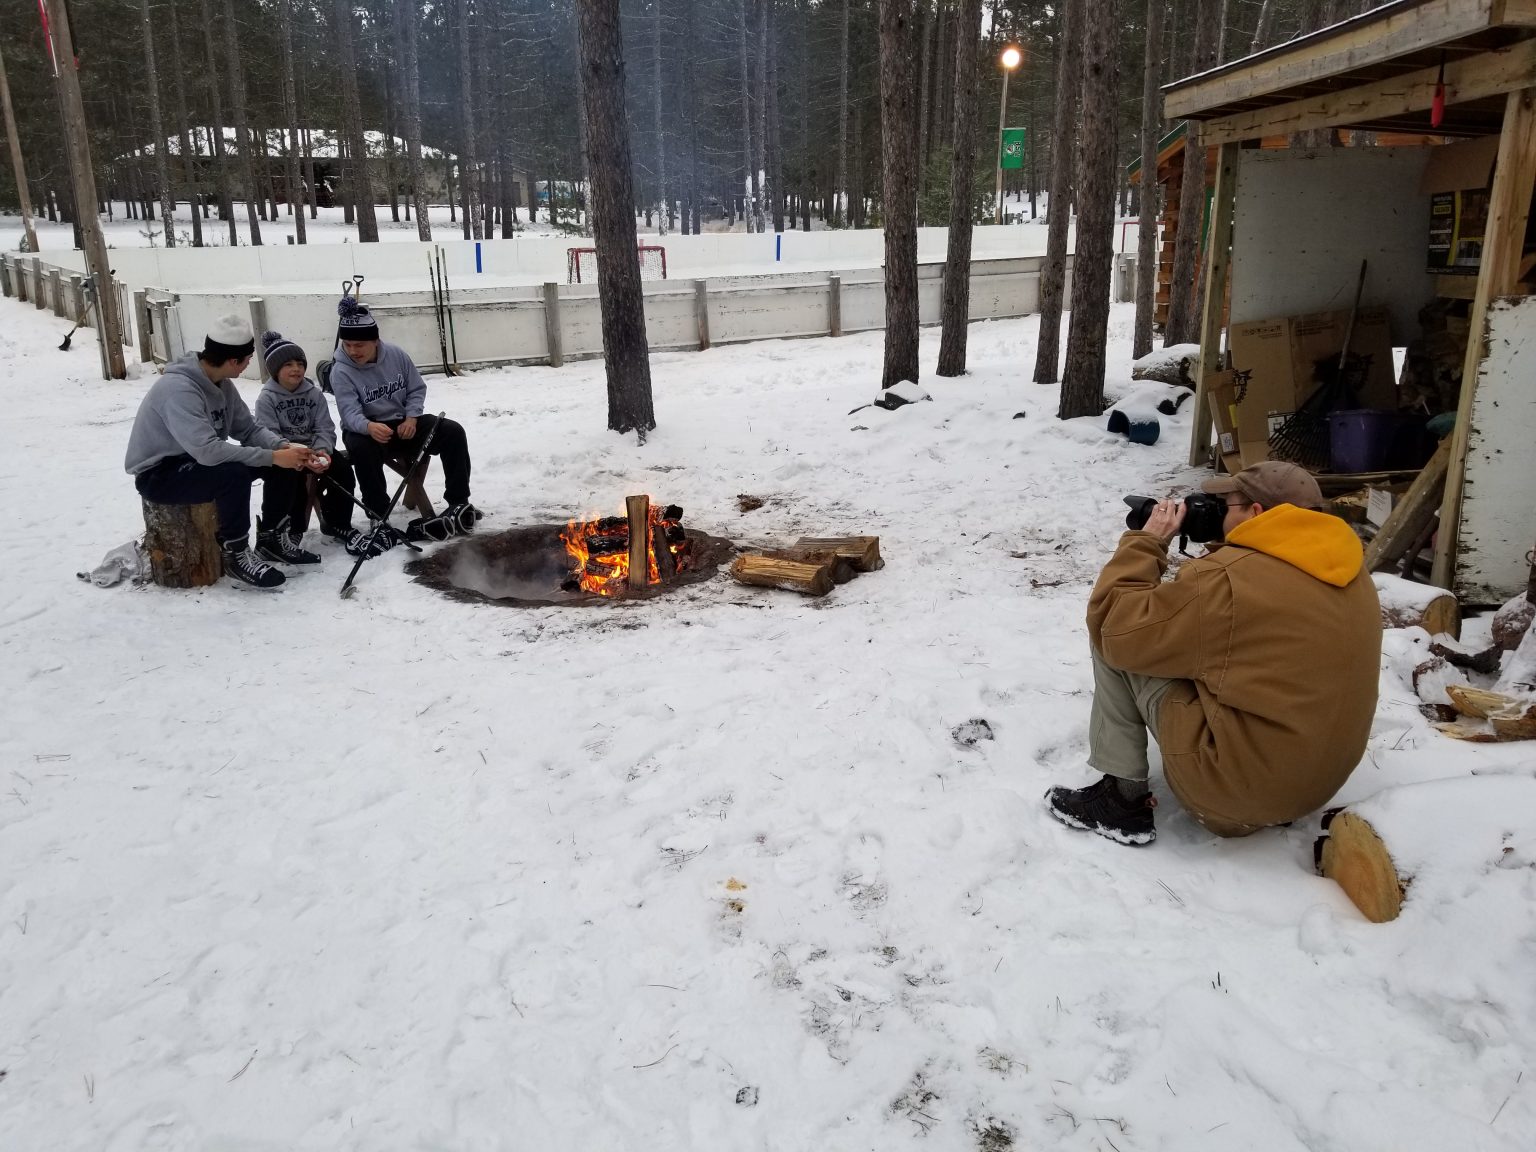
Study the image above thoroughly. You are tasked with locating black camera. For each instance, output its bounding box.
[1124,492,1227,547]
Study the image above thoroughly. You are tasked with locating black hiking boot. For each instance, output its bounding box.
[1045,775,1157,845]
[256,516,321,565]
[221,538,286,589]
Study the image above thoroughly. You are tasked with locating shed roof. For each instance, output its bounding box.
[1163,0,1536,140]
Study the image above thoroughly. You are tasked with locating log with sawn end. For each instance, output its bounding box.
[731,554,834,596]
[794,536,882,571]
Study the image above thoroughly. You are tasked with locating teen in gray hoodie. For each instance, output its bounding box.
[126,314,313,589]
[252,330,370,562]
[328,294,478,538]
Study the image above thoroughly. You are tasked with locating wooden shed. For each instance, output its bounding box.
[1164,0,1536,604]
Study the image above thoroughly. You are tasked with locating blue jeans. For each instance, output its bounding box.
[134,456,255,544]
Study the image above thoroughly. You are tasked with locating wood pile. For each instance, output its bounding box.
[731,536,883,597]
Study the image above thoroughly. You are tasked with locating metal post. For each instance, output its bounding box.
[828,273,842,337]
[694,279,710,351]
[994,68,1011,225]
[542,282,563,367]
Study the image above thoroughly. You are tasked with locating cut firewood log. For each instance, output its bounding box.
[1428,637,1503,675]
[1316,809,1403,923]
[765,547,857,584]
[795,536,882,572]
[1491,593,1534,651]
[1315,776,1536,923]
[141,499,221,588]
[1374,573,1459,638]
[1446,684,1523,719]
[731,554,834,597]
[626,494,650,591]
[651,524,677,580]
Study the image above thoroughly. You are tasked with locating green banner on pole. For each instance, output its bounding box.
[999,128,1026,170]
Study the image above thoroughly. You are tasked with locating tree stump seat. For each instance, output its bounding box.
[141,499,222,588]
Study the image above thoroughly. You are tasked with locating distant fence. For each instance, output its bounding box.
[0,252,132,348]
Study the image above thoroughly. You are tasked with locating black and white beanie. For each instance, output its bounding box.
[337,294,380,342]
[261,329,307,378]
[201,313,256,364]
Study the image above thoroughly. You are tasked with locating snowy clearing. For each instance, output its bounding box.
[1,298,1532,1151]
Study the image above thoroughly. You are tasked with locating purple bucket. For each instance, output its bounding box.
[1329,409,1397,473]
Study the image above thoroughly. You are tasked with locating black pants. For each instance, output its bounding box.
[260,454,358,534]
[134,456,254,544]
[342,415,471,520]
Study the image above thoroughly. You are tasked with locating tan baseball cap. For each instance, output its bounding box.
[1201,460,1324,510]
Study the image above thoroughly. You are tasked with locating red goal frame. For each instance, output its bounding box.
[566,245,668,284]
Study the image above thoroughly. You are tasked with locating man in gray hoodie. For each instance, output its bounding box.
[328,295,478,542]
[125,314,313,589]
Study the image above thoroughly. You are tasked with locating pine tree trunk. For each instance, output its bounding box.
[1032,0,1083,383]
[452,0,480,239]
[915,0,933,217]
[139,0,177,247]
[653,0,669,234]
[878,0,920,389]
[166,6,202,247]
[578,0,657,439]
[1132,0,1165,358]
[333,0,379,241]
[1163,0,1218,345]
[1059,0,1119,419]
[799,0,811,231]
[473,2,493,238]
[198,0,238,243]
[384,71,400,224]
[400,0,431,239]
[767,0,784,232]
[686,0,701,233]
[220,0,262,243]
[936,0,982,377]
[1250,0,1273,51]
[749,0,766,234]
[279,0,307,244]
[836,0,850,226]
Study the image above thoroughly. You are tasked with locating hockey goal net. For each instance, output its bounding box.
[566,245,668,284]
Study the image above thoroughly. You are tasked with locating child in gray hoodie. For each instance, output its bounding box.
[253,330,370,560]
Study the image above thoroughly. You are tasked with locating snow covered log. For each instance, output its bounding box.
[731,554,834,596]
[1374,573,1459,638]
[1315,775,1536,923]
[794,536,883,572]
[1491,592,1534,651]
[141,499,221,589]
[1130,342,1199,386]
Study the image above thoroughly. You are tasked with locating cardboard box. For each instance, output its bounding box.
[1422,136,1499,274]
[1226,307,1397,467]
[1205,370,1245,475]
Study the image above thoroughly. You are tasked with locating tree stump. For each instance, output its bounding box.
[141,499,222,588]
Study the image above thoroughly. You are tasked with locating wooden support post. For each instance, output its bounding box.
[1433,86,1536,590]
[69,275,85,326]
[32,258,46,310]
[0,43,37,255]
[543,281,563,367]
[695,279,710,350]
[16,255,29,302]
[829,273,842,337]
[1363,438,1451,573]
[49,269,64,317]
[247,297,268,353]
[0,255,11,297]
[45,0,126,377]
[1188,142,1238,468]
[625,493,650,591]
[134,290,152,363]
[141,499,222,588]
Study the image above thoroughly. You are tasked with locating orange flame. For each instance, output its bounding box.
[561,503,687,596]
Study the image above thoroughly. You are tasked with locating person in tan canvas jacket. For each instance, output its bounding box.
[1046,461,1382,845]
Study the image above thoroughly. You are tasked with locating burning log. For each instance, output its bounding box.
[652,524,677,580]
[731,554,835,597]
[794,536,882,572]
[626,495,651,591]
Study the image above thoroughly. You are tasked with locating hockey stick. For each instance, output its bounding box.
[428,252,450,374]
[339,413,444,599]
[437,248,461,372]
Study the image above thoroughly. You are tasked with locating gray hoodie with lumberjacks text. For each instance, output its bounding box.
[254,376,337,453]
[328,342,427,435]
[124,353,287,475]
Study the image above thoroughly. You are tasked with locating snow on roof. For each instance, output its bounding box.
[139,128,448,161]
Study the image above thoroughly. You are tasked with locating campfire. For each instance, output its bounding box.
[560,495,692,596]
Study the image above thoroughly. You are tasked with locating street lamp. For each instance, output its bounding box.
[995,45,1023,225]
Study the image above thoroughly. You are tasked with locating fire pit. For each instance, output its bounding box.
[408,495,734,608]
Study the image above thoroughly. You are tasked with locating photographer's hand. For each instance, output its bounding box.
[1142,498,1188,543]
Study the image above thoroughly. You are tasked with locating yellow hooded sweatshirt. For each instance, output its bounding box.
[1087,505,1382,834]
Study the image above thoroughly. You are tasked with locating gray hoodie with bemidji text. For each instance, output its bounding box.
[124,353,287,475]
[253,376,337,453]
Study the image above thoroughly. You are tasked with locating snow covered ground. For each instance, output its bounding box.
[1,297,1532,1151]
